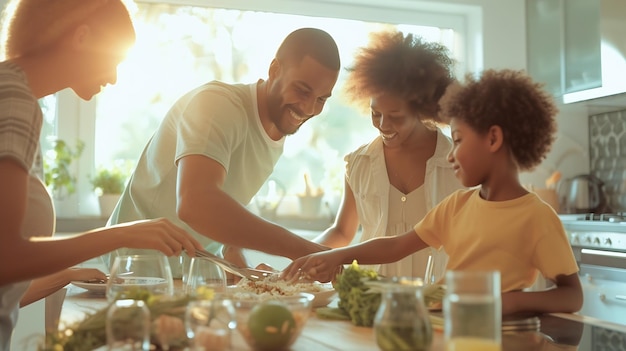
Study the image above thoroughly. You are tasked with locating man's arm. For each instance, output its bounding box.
[177,155,327,260]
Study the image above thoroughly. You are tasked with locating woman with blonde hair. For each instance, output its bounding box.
[0,1,202,348]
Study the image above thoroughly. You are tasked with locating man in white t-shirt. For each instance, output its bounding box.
[108,28,340,276]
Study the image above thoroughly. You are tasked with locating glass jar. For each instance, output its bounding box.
[374,279,433,351]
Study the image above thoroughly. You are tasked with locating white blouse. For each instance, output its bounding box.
[344,129,463,280]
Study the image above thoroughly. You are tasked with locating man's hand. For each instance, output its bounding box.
[222,245,248,284]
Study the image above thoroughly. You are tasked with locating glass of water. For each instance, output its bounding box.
[106,254,174,302]
[184,257,227,296]
[443,270,502,351]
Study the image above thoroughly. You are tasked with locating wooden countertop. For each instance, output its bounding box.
[59,283,626,351]
[60,284,436,351]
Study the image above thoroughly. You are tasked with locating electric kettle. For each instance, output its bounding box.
[557,174,606,213]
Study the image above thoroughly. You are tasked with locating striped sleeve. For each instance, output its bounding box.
[0,62,42,171]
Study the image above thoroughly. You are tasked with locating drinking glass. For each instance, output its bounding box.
[444,270,502,351]
[106,254,174,302]
[180,252,191,285]
[185,298,237,351]
[106,299,151,351]
[374,277,433,351]
[184,257,227,296]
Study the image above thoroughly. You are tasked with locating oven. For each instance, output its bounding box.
[560,213,626,326]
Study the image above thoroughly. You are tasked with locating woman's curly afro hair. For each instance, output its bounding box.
[440,69,558,171]
[343,30,454,122]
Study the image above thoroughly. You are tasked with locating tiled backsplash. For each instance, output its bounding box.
[589,109,626,212]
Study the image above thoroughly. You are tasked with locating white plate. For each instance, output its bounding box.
[311,288,337,308]
[114,277,167,285]
[71,281,107,293]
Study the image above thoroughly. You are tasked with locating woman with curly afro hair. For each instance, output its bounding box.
[286,69,583,317]
[313,30,464,281]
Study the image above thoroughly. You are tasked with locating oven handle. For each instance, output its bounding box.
[580,249,626,270]
[579,264,626,305]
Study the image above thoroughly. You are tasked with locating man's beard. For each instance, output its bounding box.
[267,97,303,136]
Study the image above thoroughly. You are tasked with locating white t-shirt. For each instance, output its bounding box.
[108,81,284,275]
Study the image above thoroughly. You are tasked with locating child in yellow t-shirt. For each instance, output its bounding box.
[283,69,583,316]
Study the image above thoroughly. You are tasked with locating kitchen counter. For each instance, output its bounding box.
[57,283,626,351]
[545,312,626,350]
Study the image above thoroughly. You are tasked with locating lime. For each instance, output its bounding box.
[247,300,296,350]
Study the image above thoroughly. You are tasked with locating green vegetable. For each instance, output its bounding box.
[315,307,350,320]
[333,260,381,327]
[422,284,446,309]
[375,325,432,351]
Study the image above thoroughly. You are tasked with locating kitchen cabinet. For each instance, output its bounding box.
[526,0,562,96]
[527,0,626,104]
[562,0,602,94]
[526,0,602,98]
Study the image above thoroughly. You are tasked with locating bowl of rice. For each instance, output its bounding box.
[230,276,336,308]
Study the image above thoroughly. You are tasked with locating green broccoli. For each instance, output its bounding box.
[333,260,381,327]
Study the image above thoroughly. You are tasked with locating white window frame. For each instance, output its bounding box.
[57,0,483,217]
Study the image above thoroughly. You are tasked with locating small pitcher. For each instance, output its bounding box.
[373,278,433,351]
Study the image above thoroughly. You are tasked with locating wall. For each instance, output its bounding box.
[590,109,626,212]
[431,0,526,70]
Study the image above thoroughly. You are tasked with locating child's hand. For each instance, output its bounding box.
[281,252,340,283]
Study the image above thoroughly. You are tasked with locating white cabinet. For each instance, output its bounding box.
[527,0,626,104]
[562,0,602,95]
[526,0,603,98]
[526,0,562,96]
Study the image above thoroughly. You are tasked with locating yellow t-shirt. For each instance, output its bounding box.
[415,189,578,292]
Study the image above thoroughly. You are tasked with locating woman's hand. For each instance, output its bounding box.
[110,218,203,257]
[65,267,107,283]
[21,267,108,307]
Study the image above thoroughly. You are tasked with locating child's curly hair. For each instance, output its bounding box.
[440,69,558,171]
[343,30,455,123]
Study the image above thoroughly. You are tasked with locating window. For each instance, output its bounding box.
[47,0,480,219]
[39,95,58,154]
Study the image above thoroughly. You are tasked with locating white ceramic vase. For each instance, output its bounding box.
[98,194,121,218]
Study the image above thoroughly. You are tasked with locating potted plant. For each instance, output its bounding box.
[89,163,130,218]
[43,139,85,199]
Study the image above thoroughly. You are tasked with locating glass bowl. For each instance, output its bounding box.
[230,292,314,350]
